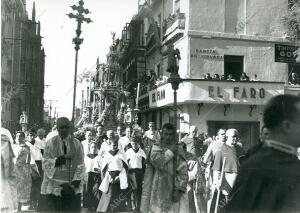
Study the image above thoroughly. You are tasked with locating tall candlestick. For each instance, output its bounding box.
[135,83,140,109]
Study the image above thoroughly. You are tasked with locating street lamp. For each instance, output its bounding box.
[67,0,92,128]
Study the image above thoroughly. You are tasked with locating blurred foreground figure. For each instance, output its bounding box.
[1,128,16,212]
[225,95,300,213]
[40,117,85,212]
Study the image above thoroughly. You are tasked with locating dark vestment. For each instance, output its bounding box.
[83,154,102,210]
[127,148,146,211]
[212,144,245,173]
[98,149,130,212]
[225,146,300,213]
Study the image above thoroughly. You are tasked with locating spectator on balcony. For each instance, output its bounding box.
[213,74,220,80]
[289,72,300,85]
[148,70,157,89]
[205,73,212,80]
[227,74,236,81]
[240,72,250,82]
[251,74,260,81]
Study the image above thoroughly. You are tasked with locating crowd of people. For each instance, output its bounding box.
[1,94,300,213]
[202,72,256,82]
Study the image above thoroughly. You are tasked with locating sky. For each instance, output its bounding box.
[26,0,139,119]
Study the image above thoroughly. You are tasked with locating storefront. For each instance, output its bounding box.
[145,80,284,149]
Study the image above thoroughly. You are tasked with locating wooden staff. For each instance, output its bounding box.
[214,157,227,213]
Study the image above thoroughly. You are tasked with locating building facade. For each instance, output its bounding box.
[116,0,296,149]
[1,0,45,132]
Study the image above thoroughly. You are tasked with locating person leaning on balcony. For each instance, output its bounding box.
[226,74,236,81]
[289,72,300,85]
[240,72,250,81]
[213,74,220,80]
[251,74,260,81]
[205,73,212,80]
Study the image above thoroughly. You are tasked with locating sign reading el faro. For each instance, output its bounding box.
[149,80,284,108]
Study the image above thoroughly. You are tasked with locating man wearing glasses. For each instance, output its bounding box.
[40,117,85,212]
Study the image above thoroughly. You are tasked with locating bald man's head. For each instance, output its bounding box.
[226,128,239,146]
[57,117,71,139]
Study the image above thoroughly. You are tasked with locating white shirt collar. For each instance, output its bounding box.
[264,139,298,157]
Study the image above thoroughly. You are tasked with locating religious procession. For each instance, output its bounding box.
[2,94,300,213]
[2,0,300,213]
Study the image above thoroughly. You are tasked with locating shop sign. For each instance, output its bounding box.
[149,84,173,108]
[149,80,284,108]
[275,44,299,63]
[190,48,224,60]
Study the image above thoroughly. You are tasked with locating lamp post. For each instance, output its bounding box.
[168,72,183,135]
[67,0,92,128]
[165,44,182,136]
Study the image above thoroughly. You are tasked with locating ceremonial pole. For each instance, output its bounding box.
[67,0,92,132]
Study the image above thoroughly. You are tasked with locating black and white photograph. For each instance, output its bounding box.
[2,0,300,212]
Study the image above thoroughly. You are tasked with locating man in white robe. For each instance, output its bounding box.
[40,117,85,212]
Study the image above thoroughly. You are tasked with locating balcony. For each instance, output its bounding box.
[284,84,300,96]
[162,13,186,41]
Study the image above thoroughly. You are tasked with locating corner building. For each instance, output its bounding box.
[119,0,297,149]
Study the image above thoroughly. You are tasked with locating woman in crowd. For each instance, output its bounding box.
[13,131,33,211]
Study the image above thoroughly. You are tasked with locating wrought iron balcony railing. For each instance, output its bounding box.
[162,12,186,37]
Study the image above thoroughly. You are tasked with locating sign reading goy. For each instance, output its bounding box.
[275,44,300,64]
[148,80,284,108]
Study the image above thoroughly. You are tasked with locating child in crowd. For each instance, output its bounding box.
[97,138,129,213]
[83,142,102,212]
[125,135,146,212]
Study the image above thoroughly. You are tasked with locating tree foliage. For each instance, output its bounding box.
[282,1,300,39]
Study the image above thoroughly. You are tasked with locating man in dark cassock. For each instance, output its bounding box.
[225,94,300,213]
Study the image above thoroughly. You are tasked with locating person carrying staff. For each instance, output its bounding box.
[210,129,244,213]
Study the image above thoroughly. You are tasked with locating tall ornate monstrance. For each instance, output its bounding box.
[93,33,124,129]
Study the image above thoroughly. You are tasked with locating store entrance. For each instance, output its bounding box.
[207,121,260,151]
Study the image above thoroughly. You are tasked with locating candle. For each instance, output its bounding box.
[136,83,140,109]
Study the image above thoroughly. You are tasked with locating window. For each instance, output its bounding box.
[224,55,244,80]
